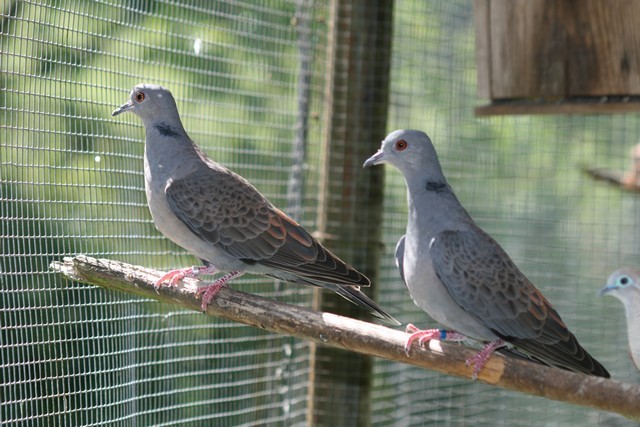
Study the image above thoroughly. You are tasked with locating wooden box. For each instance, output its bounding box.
[475,0,640,115]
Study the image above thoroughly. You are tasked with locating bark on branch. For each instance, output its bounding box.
[50,255,640,421]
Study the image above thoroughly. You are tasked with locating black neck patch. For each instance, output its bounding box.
[425,181,448,193]
[154,123,179,137]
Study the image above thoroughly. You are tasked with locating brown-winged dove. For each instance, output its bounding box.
[600,268,640,371]
[584,142,640,191]
[622,143,640,190]
[364,129,609,378]
[111,83,399,325]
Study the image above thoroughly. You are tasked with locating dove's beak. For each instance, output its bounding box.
[598,284,614,297]
[363,150,385,168]
[112,100,134,117]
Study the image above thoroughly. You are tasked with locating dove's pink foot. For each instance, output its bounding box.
[196,270,244,311]
[404,323,466,354]
[154,265,219,289]
[466,339,504,380]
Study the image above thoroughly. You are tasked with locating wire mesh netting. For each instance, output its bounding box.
[1,0,639,426]
[1,1,328,425]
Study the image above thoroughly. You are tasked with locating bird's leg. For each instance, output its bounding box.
[154,265,219,289]
[466,339,505,380]
[404,323,466,354]
[196,270,244,311]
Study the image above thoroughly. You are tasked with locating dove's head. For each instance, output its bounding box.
[600,268,640,304]
[363,129,445,180]
[112,83,181,128]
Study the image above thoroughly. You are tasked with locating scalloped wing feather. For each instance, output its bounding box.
[430,228,609,376]
[165,167,370,287]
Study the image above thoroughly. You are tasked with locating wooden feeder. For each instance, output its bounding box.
[474,0,640,115]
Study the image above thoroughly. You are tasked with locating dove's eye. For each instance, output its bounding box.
[135,92,145,102]
[618,276,631,286]
[395,139,408,151]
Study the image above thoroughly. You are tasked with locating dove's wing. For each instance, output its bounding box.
[430,228,609,376]
[395,235,406,285]
[165,166,371,288]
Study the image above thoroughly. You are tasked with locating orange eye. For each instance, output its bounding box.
[395,139,408,151]
[135,92,145,102]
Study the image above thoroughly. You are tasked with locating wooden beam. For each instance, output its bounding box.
[475,99,640,116]
[314,0,393,425]
[51,255,640,422]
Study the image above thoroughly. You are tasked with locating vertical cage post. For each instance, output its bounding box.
[307,0,394,425]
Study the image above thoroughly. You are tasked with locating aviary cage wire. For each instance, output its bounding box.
[1,1,638,426]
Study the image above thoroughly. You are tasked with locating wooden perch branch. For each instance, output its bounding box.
[51,255,640,421]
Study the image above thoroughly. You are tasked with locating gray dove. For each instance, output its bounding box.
[600,268,640,371]
[111,83,399,325]
[364,129,609,378]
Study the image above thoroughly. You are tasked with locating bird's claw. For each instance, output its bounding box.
[154,265,219,289]
[154,268,189,289]
[196,282,225,311]
[464,339,504,380]
[465,353,484,381]
[404,325,446,354]
[195,270,243,311]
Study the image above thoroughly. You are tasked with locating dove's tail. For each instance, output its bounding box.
[318,282,401,326]
[502,336,610,378]
[266,273,400,326]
